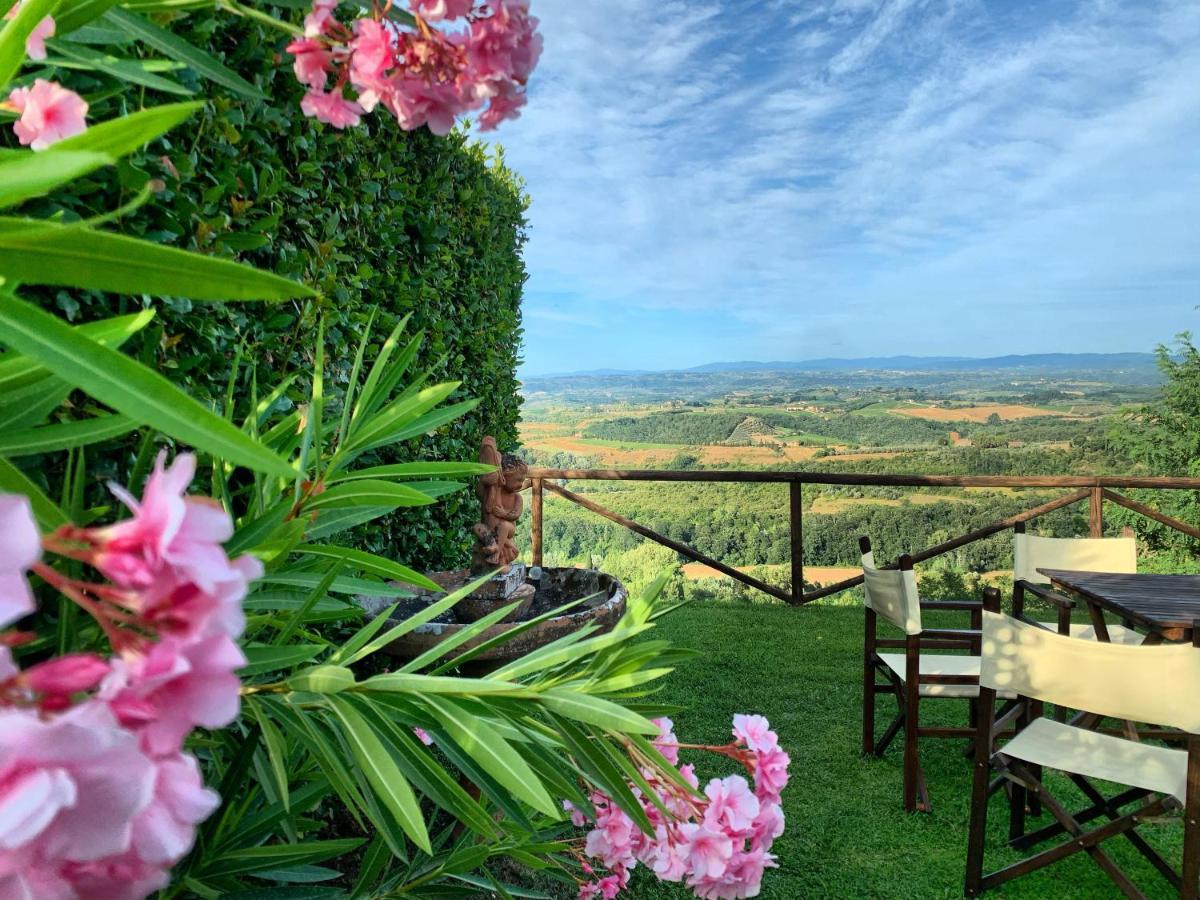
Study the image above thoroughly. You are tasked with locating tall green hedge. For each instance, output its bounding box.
[15,10,529,570]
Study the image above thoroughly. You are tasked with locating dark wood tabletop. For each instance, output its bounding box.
[1038,569,1200,633]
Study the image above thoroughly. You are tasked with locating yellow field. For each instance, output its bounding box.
[680,562,858,585]
[894,404,1061,423]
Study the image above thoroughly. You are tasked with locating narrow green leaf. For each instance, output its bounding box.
[325,461,495,483]
[336,309,375,448]
[239,644,324,677]
[338,573,489,667]
[0,151,113,209]
[54,0,124,35]
[350,316,414,428]
[395,599,523,674]
[0,414,135,456]
[274,556,344,645]
[0,456,68,528]
[248,700,292,811]
[358,673,535,698]
[0,292,296,478]
[0,217,316,301]
[303,504,393,542]
[53,101,202,157]
[302,479,436,511]
[540,689,659,735]
[429,595,593,675]
[201,840,363,878]
[103,7,264,98]
[0,308,155,393]
[46,39,193,94]
[422,694,559,817]
[295,543,439,591]
[287,665,355,694]
[257,572,410,597]
[326,696,431,853]
[0,0,56,86]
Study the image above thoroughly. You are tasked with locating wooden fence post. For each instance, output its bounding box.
[1089,486,1104,538]
[531,477,543,568]
[790,480,803,604]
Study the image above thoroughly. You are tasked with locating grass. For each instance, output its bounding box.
[612,600,1182,899]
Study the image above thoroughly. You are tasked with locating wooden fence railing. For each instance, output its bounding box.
[524,469,1200,605]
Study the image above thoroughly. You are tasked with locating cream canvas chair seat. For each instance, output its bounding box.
[1001,717,1187,802]
[859,536,1000,812]
[965,610,1200,898]
[875,653,1018,699]
[1012,527,1141,644]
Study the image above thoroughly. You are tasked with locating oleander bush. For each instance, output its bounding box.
[10,4,529,571]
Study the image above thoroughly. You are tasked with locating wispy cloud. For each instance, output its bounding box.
[487,0,1200,374]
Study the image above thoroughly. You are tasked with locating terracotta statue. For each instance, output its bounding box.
[471,436,527,572]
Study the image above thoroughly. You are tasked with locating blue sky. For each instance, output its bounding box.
[486,0,1200,376]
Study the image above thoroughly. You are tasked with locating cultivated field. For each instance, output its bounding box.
[894,403,1061,422]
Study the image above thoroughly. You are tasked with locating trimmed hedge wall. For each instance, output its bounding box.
[19,12,528,570]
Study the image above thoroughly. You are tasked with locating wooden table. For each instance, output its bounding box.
[1038,569,1200,643]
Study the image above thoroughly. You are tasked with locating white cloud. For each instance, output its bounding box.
[487,0,1200,372]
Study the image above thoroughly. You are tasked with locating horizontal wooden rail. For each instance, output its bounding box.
[528,468,1200,490]
[526,468,1200,605]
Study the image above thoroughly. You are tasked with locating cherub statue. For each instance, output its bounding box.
[471,436,527,572]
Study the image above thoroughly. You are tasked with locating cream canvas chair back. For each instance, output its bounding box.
[980,610,1200,732]
[862,551,922,635]
[1012,533,1136,584]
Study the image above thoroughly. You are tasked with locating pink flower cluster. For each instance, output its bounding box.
[286,0,540,133]
[571,715,790,899]
[0,453,258,898]
[3,4,89,150]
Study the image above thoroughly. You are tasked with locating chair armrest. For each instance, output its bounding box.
[919,628,981,641]
[1015,579,1076,608]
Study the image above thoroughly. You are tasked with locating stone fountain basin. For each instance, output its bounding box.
[354,567,627,665]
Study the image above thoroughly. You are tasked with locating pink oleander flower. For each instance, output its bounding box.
[678,824,734,880]
[410,0,473,21]
[478,82,526,130]
[732,714,778,754]
[304,0,338,37]
[749,802,784,854]
[59,849,170,900]
[104,634,246,756]
[652,716,679,765]
[703,776,760,837]
[691,847,775,900]
[564,799,588,828]
[751,746,790,806]
[413,726,434,746]
[300,87,365,128]
[8,79,88,150]
[286,37,334,90]
[465,0,541,85]
[93,451,259,642]
[0,495,39,629]
[4,2,55,60]
[23,654,109,711]
[0,701,156,896]
[130,753,219,865]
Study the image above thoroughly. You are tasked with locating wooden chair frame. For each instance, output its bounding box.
[860,535,995,813]
[965,620,1200,898]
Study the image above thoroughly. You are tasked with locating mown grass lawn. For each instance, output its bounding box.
[612,600,1182,899]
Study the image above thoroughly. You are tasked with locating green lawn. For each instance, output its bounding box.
[615,601,1182,899]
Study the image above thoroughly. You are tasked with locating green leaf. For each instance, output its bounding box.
[338,574,488,667]
[359,673,534,698]
[239,644,324,677]
[0,292,296,478]
[395,598,523,674]
[0,414,135,456]
[345,382,460,454]
[539,688,659,734]
[295,543,440,591]
[0,217,316,301]
[0,309,155,394]
[304,505,393,541]
[286,665,355,693]
[0,0,56,86]
[256,572,410,597]
[248,865,340,884]
[247,699,292,811]
[326,696,431,853]
[46,39,193,94]
[0,151,114,209]
[201,840,364,878]
[0,456,67,528]
[103,7,265,98]
[325,461,495,483]
[422,694,559,817]
[275,556,344,645]
[302,479,437,511]
[54,0,124,36]
[53,102,202,157]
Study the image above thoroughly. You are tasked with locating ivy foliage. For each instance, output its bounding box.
[12,8,528,570]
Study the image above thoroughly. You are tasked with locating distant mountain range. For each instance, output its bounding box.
[529,352,1158,379]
